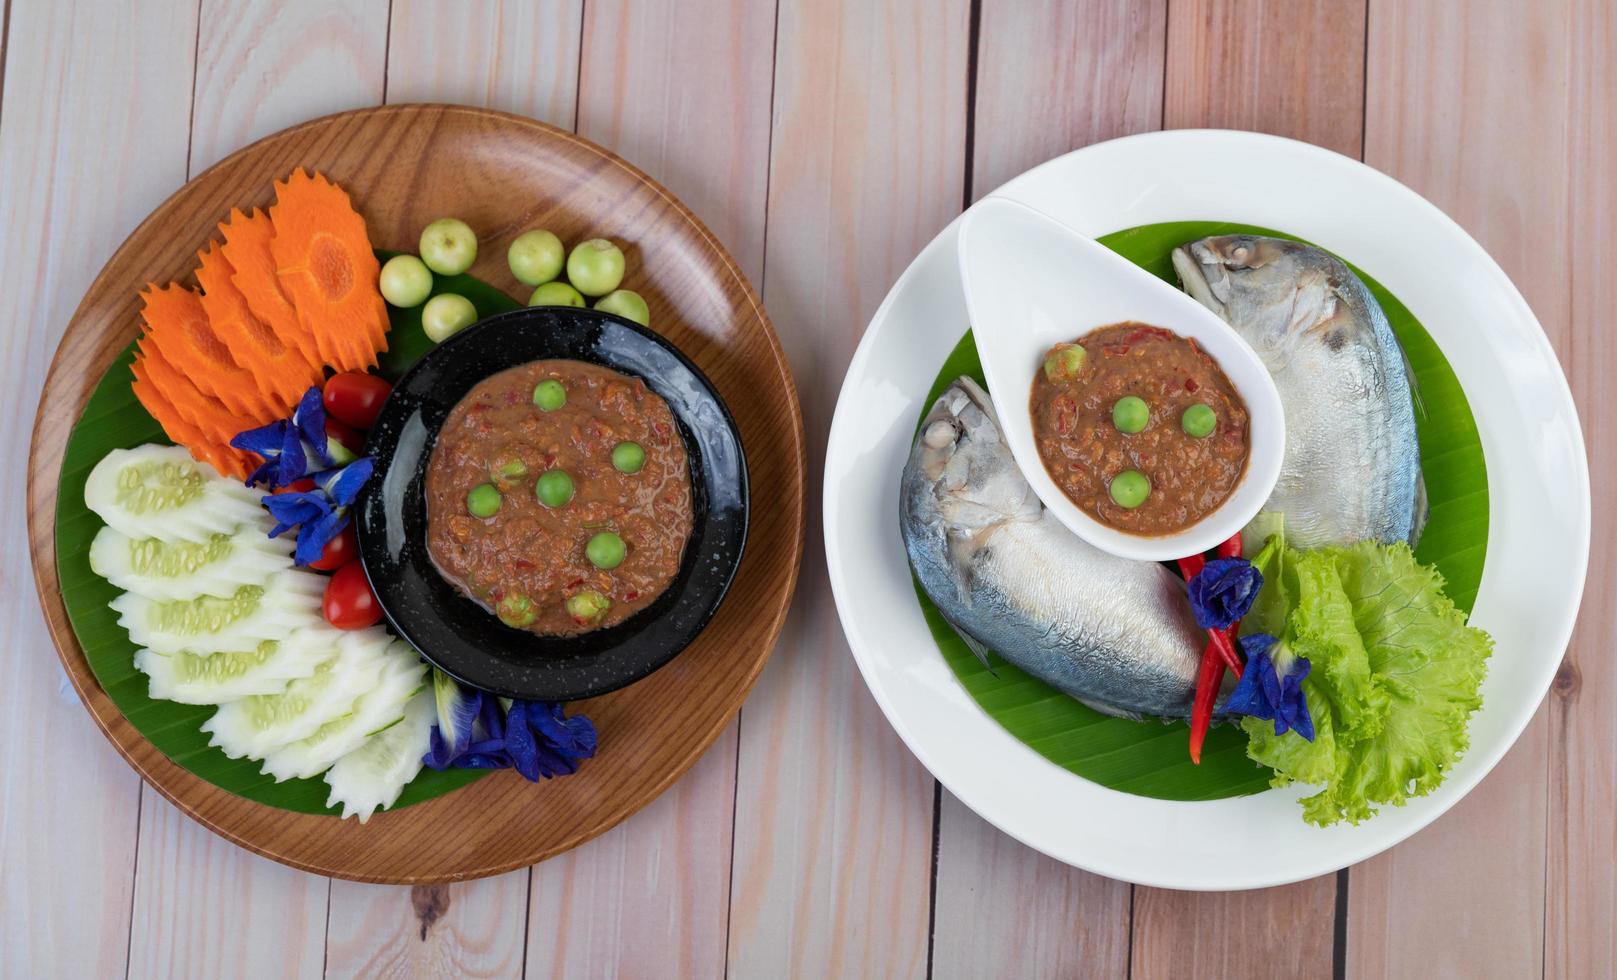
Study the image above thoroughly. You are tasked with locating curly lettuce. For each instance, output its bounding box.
[1239,536,1492,826]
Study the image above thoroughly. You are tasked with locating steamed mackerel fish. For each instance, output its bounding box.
[1172,235,1425,549]
[901,378,1206,718]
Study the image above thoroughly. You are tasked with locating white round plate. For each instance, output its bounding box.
[823,130,1590,890]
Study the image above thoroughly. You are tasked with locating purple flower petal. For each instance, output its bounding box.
[1187,558,1264,630]
[1225,634,1314,742]
[261,491,332,538]
[476,692,505,744]
[231,418,288,458]
[232,419,310,488]
[504,708,541,781]
[420,691,597,780]
[1278,659,1315,740]
[312,457,375,507]
[431,670,481,758]
[507,701,597,780]
[422,724,459,769]
[525,701,597,761]
[293,510,349,566]
[292,387,332,468]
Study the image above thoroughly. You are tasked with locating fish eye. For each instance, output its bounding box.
[1226,238,1255,266]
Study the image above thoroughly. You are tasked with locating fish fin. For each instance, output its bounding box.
[1074,695,1143,721]
[1409,471,1430,547]
[1395,343,1428,420]
[956,630,998,676]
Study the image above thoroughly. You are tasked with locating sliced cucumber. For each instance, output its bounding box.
[110,569,323,656]
[201,627,392,760]
[258,646,426,782]
[325,678,437,822]
[85,444,262,542]
[91,523,291,602]
[133,627,334,704]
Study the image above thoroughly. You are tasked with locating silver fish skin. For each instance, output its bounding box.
[1171,235,1425,549]
[900,378,1205,718]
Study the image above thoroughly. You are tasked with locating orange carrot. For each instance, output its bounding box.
[195,242,323,413]
[131,352,255,479]
[135,335,257,459]
[219,206,326,370]
[268,169,389,373]
[138,283,281,421]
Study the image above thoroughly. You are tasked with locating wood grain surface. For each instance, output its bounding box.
[0,2,197,977]
[159,6,390,973]
[1348,2,1562,975]
[1550,3,1616,975]
[25,104,806,883]
[726,0,966,975]
[1164,0,1367,157]
[4,0,1612,977]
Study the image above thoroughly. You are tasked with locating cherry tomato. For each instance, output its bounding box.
[323,372,393,429]
[323,561,383,630]
[325,416,365,456]
[309,522,359,571]
[272,478,317,494]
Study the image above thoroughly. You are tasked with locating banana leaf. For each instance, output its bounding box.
[53,261,518,814]
[914,221,1488,800]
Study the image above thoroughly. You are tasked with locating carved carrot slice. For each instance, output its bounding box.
[134,334,256,460]
[195,242,323,414]
[131,352,255,480]
[138,283,281,421]
[220,206,326,370]
[268,169,389,373]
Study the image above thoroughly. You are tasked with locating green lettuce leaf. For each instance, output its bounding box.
[1242,528,1294,638]
[1238,541,1492,826]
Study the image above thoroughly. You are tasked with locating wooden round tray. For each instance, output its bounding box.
[25,104,804,883]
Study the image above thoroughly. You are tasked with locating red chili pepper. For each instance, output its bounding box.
[1183,532,1253,761]
[1209,625,1244,677]
[1188,641,1225,765]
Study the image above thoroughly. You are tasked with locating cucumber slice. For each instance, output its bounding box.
[91,523,292,601]
[85,445,263,543]
[258,646,426,782]
[325,679,437,822]
[133,627,333,704]
[201,628,392,759]
[110,569,324,656]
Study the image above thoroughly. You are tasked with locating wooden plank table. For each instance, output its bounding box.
[1,1,1608,976]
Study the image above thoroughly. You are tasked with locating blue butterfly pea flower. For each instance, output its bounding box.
[232,386,335,488]
[504,701,598,781]
[312,457,374,507]
[420,673,597,781]
[292,386,334,469]
[262,491,331,539]
[257,456,373,565]
[1225,633,1314,741]
[1187,557,1264,630]
[423,686,510,770]
[231,418,306,488]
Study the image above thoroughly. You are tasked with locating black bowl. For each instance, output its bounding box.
[356,306,749,701]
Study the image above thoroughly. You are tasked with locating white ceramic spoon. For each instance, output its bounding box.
[955,196,1284,562]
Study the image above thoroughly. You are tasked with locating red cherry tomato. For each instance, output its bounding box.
[309,522,359,571]
[325,416,365,456]
[273,478,317,494]
[323,372,393,429]
[323,561,383,629]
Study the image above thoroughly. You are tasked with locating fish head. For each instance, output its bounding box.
[906,376,1041,535]
[1171,235,1370,361]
